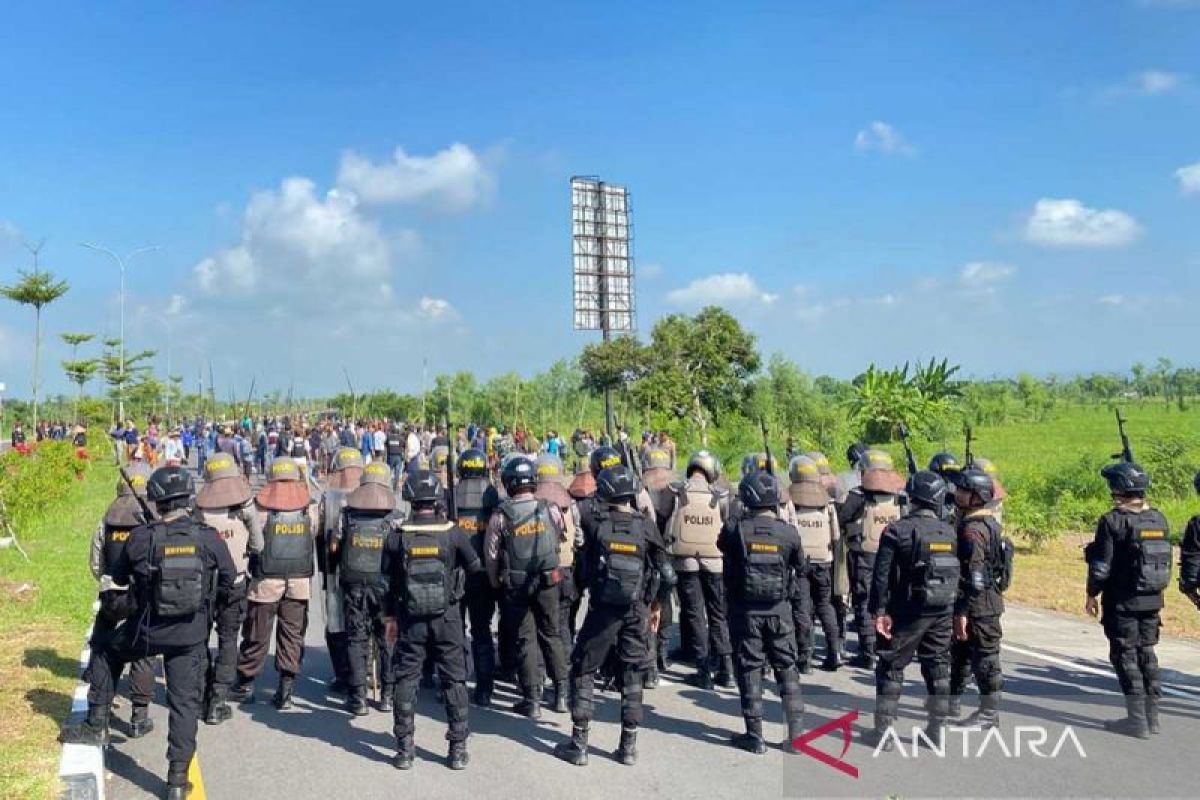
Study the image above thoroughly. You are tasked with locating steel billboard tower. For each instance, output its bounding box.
[571,176,635,440]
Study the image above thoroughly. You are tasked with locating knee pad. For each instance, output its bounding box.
[571,672,596,722]
[396,680,419,705]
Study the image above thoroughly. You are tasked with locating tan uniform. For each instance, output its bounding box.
[246,503,319,602]
[197,503,262,586]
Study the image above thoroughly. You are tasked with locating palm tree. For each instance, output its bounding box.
[61,332,95,358]
[1,269,70,429]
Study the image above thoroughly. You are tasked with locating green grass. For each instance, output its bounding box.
[0,454,116,800]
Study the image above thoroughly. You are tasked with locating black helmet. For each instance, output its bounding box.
[457,448,487,479]
[589,446,623,476]
[951,467,994,505]
[596,466,640,502]
[739,471,780,510]
[402,469,443,507]
[686,450,720,482]
[146,466,194,504]
[1101,461,1150,495]
[501,455,538,493]
[906,470,947,509]
[846,442,869,469]
[928,452,961,477]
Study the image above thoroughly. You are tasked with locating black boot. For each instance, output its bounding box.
[58,704,109,747]
[447,739,469,771]
[688,661,714,690]
[783,714,806,754]
[850,643,875,669]
[472,680,493,708]
[923,717,946,749]
[820,650,840,672]
[327,677,349,695]
[552,681,570,714]
[960,692,1001,729]
[1104,697,1150,739]
[205,693,232,725]
[861,726,895,752]
[379,684,394,713]
[947,695,963,720]
[615,726,638,766]
[229,675,254,703]
[731,717,767,755]
[798,659,813,676]
[129,704,154,738]
[165,764,191,800]
[865,694,897,752]
[1145,696,1161,735]
[392,736,415,770]
[554,725,589,766]
[347,687,369,717]
[643,664,659,689]
[514,692,542,720]
[273,675,295,711]
[715,656,735,688]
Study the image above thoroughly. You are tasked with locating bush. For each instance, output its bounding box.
[0,441,91,533]
[1140,434,1196,500]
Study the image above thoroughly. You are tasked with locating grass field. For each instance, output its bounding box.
[0,454,116,800]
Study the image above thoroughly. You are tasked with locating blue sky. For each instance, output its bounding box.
[1,1,1198,398]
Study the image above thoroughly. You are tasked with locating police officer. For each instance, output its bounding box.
[1181,471,1200,613]
[666,450,733,690]
[555,466,673,767]
[484,455,570,718]
[1086,460,1171,738]
[335,461,401,715]
[948,467,1007,728]
[384,470,481,770]
[231,458,318,709]
[61,467,236,799]
[534,453,582,654]
[86,465,157,737]
[928,451,962,522]
[807,450,851,660]
[863,471,959,750]
[639,447,680,687]
[719,470,806,755]
[194,452,260,725]
[385,423,406,488]
[837,450,905,668]
[454,447,502,706]
[972,456,1008,526]
[788,455,842,673]
[319,447,364,695]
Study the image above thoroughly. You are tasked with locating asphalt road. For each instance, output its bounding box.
[97,460,1200,799]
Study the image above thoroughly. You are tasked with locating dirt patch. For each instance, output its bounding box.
[0,579,39,603]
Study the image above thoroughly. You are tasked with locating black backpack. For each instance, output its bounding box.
[738,519,788,604]
[401,529,449,617]
[911,525,960,610]
[151,521,209,617]
[1130,519,1172,594]
[593,512,646,606]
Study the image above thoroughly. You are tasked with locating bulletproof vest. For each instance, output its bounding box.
[198,507,252,576]
[535,482,577,567]
[736,517,789,603]
[794,506,833,565]
[399,521,454,617]
[592,510,647,606]
[861,494,901,554]
[150,520,210,617]
[260,509,315,579]
[290,438,307,458]
[101,524,137,580]
[669,485,723,559]
[340,512,389,586]
[911,522,960,610]
[386,435,404,456]
[499,497,560,593]
[1126,510,1172,594]
[455,478,494,554]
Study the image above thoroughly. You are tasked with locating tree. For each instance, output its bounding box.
[61,332,95,358]
[62,358,100,422]
[1,269,70,429]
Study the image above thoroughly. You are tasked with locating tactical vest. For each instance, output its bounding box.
[794,507,834,565]
[535,482,577,567]
[400,521,454,617]
[861,495,901,554]
[101,524,137,581]
[386,436,403,456]
[455,478,494,555]
[290,438,307,459]
[260,509,315,579]
[669,485,723,559]
[592,511,646,606]
[737,517,789,604]
[198,507,252,576]
[150,520,210,617]
[911,524,960,610]
[340,512,390,586]
[1127,512,1172,594]
[499,497,560,593]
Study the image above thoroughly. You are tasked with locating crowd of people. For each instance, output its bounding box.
[57,413,1200,798]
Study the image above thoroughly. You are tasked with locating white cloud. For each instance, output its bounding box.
[165,294,187,316]
[959,261,1016,289]
[666,273,778,307]
[336,142,493,212]
[1023,198,1142,248]
[854,121,916,156]
[417,296,456,321]
[1175,162,1200,194]
[1099,70,1187,100]
[1098,294,1125,306]
[193,177,396,298]
[1138,70,1183,94]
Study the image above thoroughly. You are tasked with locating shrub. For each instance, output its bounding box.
[0,441,90,533]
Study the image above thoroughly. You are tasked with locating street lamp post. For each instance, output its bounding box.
[80,243,159,424]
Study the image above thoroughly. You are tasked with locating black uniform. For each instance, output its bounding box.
[718,510,807,747]
[74,512,235,786]
[950,508,1005,719]
[868,507,959,738]
[1181,514,1200,605]
[1086,502,1171,732]
[455,478,501,702]
[385,512,481,761]
[338,507,400,705]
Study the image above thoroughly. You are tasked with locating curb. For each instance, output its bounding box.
[58,600,105,800]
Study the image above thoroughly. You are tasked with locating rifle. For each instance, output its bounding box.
[445,413,458,522]
[759,417,775,476]
[118,465,159,523]
[1113,408,1134,462]
[964,424,975,468]
[898,423,919,476]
